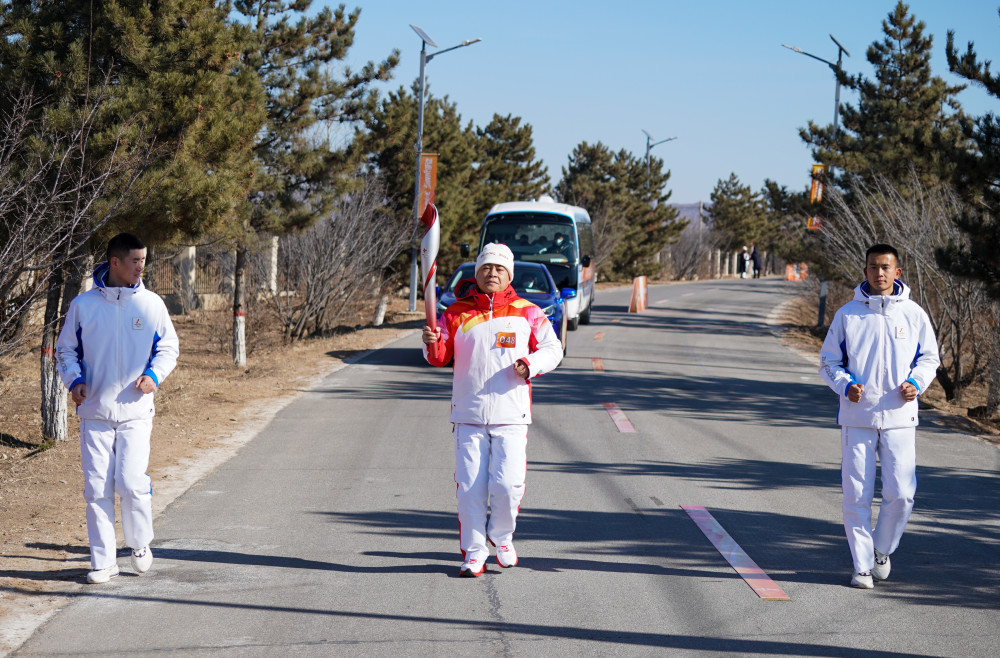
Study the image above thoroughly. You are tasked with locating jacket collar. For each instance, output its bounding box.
[456,278,517,311]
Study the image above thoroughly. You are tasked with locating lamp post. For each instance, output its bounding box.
[408,25,481,312]
[782,34,850,328]
[782,34,850,163]
[641,129,676,191]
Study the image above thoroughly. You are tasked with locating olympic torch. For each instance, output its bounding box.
[419,202,440,330]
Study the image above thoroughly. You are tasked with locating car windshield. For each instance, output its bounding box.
[482,215,577,264]
[445,263,551,295]
[445,264,477,293]
[511,267,552,294]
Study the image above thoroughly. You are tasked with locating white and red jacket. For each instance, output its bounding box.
[819,279,939,429]
[424,280,562,425]
[56,262,179,422]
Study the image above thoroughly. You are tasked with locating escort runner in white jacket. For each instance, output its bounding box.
[56,236,179,584]
[819,248,940,589]
[57,262,179,421]
[819,280,939,430]
[422,243,562,577]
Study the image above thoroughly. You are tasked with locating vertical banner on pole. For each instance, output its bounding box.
[418,153,438,217]
[808,163,826,231]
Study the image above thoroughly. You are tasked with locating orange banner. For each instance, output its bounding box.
[810,163,826,204]
[418,153,438,217]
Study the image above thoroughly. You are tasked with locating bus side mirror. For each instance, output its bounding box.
[459,244,470,258]
[580,255,592,267]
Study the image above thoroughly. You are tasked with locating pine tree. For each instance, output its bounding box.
[939,17,1000,300]
[229,1,398,365]
[234,1,398,236]
[709,173,768,251]
[800,1,965,189]
[556,141,684,279]
[354,82,479,274]
[760,179,817,264]
[0,0,268,242]
[1,0,267,436]
[473,113,550,217]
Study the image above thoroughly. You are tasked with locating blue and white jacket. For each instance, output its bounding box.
[56,262,179,421]
[819,280,939,429]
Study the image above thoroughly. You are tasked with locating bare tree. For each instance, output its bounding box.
[267,174,408,341]
[824,172,993,402]
[588,198,628,278]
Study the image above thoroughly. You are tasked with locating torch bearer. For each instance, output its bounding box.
[419,202,440,330]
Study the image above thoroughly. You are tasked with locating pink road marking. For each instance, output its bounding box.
[681,505,790,601]
[592,358,605,372]
[594,331,605,341]
[603,403,636,433]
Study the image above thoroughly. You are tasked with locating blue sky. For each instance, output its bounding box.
[339,1,1000,204]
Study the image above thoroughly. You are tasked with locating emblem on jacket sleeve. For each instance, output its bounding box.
[132,317,144,330]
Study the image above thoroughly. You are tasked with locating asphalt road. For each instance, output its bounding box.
[14,278,1000,657]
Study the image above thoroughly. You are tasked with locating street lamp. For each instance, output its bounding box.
[408,24,482,312]
[782,34,850,328]
[641,129,676,191]
[782,34,850,154]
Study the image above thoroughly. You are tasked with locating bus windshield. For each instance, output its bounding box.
[481,214,577,265]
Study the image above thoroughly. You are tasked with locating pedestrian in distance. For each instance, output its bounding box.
[738,246,750,278]
[56,233,179,584]
[818,243,939,589]
[750,243,763,278]
[422,243,563,577]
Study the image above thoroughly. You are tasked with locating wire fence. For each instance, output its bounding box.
[143,244,241,296]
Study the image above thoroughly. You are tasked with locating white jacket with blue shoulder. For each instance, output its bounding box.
[56,262,179,422]
[819,280,939,429]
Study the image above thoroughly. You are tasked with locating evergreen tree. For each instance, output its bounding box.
[760,179,818,264]
[709,173,768,251]
[354,82,479,273]
[0,0,267,242]
[939,17,1000,300]
[234,1,399,236]
[229,1,398,365]
[556,141,684,279]
[800,1,965,189]
[473,113,550,218]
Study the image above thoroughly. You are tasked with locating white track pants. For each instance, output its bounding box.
[454,423,527,561]
[841,426,917,572]
[80,418,154,570]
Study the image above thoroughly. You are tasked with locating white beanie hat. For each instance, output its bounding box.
[476,242,514,279]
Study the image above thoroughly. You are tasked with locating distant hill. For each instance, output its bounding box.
[671,202,712,234]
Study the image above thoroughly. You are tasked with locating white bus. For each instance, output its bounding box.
[466,196,595,330]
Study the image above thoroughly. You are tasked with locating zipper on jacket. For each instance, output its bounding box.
[485,293,495,423]
[116,288,123,423]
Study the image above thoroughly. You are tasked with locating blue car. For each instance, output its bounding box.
[436,261,575,355]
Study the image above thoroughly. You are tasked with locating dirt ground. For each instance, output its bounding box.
[1,282,997,653]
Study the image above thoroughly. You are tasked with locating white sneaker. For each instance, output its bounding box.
[851,571,874,589]
[87,564,120,584]
[873,549,891,581]
[496,541,518,568]
[459,555,486,578]
[131,545,153,574]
